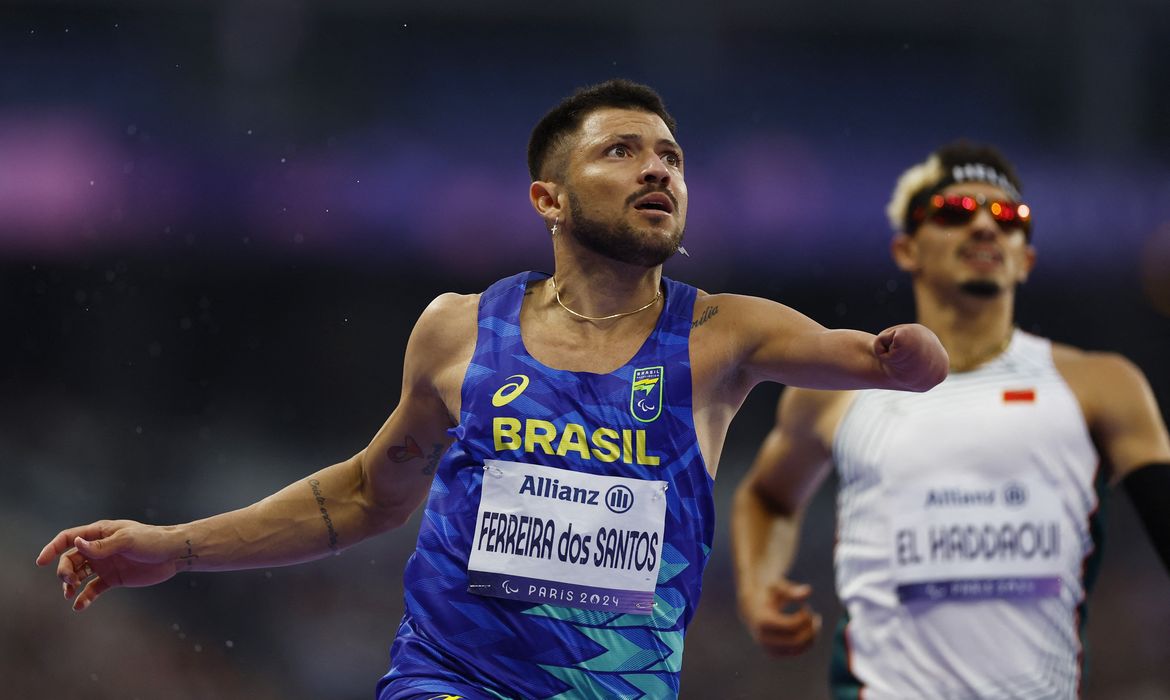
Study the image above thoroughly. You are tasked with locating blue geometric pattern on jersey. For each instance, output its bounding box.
[378,271,715,700]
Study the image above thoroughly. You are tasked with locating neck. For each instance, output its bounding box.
[914,285,1016,371]
[550,241,663,322]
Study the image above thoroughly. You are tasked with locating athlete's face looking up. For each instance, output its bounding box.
[557,108,688,267]
[893,182,1036,299]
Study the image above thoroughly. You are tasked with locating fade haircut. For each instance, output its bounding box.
[527,79,677,182]
[887,140,1024,234]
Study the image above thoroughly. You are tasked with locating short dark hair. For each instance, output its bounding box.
[933,140,1023,194]
[888,139,1025,233]
[527,79,677,182]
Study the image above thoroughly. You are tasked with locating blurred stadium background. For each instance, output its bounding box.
[3,1,1169,698]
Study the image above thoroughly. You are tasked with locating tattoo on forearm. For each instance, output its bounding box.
[387,435,424,463]
[177,539,198,568]
[692,305,719,329]
[423,443,444,475]
[308,478,340,552]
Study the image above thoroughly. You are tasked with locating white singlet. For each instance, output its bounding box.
[830,330,1102,700]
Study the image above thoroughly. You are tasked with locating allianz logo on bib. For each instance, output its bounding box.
[519,476,635,514]
[925,488,995,508]
[1003,481,1028,507]
[924,481,1029,508]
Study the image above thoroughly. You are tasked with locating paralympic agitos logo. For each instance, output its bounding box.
[630,366,663,422]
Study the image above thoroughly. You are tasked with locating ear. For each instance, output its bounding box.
[1018,243,1037,283]
[891,232,920,273]
[530,181,564,231]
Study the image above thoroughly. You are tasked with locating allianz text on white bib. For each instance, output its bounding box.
[889,475,1066,603]
[466,459,668,615]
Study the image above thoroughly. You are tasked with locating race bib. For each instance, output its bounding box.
[466,459,668,615]
[889,475,1066,603]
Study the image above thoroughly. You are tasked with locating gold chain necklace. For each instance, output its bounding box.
[950,329,1014,372]
[550,276,661,322]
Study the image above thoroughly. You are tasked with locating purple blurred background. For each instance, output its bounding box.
[3,2,1169,699]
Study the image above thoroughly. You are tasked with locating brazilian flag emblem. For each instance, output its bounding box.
[630,366,664,422]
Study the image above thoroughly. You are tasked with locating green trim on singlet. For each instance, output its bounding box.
[828,614,863,700]
[1075,466,1111,682]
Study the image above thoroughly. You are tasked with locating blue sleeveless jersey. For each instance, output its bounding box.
[378,271,715,700]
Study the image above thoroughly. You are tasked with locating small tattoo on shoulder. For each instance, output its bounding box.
[692,305,719,329]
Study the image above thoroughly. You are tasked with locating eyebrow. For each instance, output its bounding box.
[607,133,684,153]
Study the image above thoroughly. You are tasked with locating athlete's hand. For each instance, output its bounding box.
[36,519,182,611]
[874,323,948,392]
[740,577,823,657]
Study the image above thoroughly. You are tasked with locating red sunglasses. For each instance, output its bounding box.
[914,193,1032,235]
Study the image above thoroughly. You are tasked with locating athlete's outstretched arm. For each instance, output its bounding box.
[732,388,837,657]
[35,293,474,611]
[715,294,948,393]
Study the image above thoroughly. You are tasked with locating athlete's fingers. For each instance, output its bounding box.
[756,604,816,635]
[36,523,115,565]
[755,609,823,656]
[75,535,115,559]
[55,547,91,587]
[75,530,142,564]
[759,623,818,656]
[37,528,85,566]
[72,575,113,612]
[768,580,812,607]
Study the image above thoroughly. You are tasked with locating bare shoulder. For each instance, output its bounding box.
[689,289,844,404]
[693,290,790,314]
[1051,342,1150,398]
[689,290,724,329]
[404,292,480,396]
[689,290,809,339]
[410,292,480,354]
[688,290,787,382]
[1053,341,1170,476]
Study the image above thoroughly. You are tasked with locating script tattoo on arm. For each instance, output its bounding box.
[423,443,444,475]
[177,539,198,568]
[308,478,340,553]
[691,305,719,330]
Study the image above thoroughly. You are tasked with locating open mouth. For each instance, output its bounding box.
[633,193,674,214]
[960,248,1003,265]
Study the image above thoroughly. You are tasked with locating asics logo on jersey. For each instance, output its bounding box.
[492,374,530,407]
